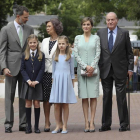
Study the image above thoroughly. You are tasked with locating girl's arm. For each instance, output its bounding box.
[70,55,75,87]
[35,53,45,82]
[73,35,87,70]
[20,55,30,82]
[90,36,101,69]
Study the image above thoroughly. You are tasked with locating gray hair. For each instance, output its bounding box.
[15,5,29,16]
[106,12,118,19]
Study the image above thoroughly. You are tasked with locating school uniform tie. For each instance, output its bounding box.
[18,26,23,47]
[31,52,35,61]
[108,31,113,52]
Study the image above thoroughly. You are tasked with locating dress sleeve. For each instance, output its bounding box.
[73,35,87,69]
[90,36,101,69]
[52,58,56,79]
[20,55,30,82]
[70,55,75,79]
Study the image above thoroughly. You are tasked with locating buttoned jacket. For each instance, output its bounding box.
[0,22,34,76]
[97,27,134,79]
[20,53,45,82]
[41,37,57,73]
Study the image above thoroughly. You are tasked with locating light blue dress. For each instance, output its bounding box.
[49,54,77,104]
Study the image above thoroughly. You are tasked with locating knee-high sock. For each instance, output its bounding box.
[34,108,40,129]
[26,108,31,129]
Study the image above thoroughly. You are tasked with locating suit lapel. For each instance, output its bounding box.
[10,22,21,47]
[43,38,50,57]
[103,28,110,54]
[112,27,123,53]
[22,25,28,48]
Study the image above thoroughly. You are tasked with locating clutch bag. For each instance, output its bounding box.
[81,69,97,76]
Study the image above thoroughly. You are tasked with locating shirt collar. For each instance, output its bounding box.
[30,49,37,56]
[14,20,23,29]
[108,26,117,34]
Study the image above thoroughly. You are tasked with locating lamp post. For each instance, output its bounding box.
[13,2,17,16]
[44,0,47,15]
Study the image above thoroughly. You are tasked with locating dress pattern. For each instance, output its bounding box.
[42,40,57,101]
[49,55,77,103]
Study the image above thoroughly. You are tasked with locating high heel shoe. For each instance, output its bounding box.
[89,122,95,132]
[44,128,50,132]
[44,122,51,132]
[84,121,90,133]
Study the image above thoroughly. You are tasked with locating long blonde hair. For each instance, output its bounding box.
[24,34,43,60]
[54,36,71,62]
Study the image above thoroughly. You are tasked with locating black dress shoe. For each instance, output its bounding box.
[119,126,128,132]
[34,128,41,133]
[5,127,12,133]
[44,128,50,132]
[19,127,26,131]
[25,127,32,134]
[99,126,111,132]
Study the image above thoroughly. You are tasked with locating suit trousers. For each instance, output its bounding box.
[4,72,26,128]
[101,67,128,127]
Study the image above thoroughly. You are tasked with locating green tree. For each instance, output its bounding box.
[0,0,45,30]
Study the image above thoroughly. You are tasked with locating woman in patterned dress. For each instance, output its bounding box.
[41,18,63,132]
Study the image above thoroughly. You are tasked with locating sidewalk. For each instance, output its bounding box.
[0,94,140,140]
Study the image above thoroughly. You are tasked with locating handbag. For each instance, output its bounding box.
[81,69,97,76]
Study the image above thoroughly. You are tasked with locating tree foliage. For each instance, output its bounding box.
[1,0,140,40]
[0,0,45,30]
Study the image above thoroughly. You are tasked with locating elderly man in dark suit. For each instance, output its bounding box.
[0,5,34,133]
[97,12,134,132]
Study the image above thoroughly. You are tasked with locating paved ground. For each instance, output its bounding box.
[0,94,140,140]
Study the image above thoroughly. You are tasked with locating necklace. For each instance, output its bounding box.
[50,36,58,41]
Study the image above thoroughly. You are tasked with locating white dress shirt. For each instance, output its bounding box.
[14,20,23,35]
[108,26,117,45]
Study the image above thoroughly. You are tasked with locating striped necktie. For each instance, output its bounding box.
[31,52,35,61]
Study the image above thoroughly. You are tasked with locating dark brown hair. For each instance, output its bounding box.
[81,17,93,27]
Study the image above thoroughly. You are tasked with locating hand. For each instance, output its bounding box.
[32,81,38,88]
[128,71,133,79]
[27,80,32,86]
[86,66,94,73]
[3,68,12,77]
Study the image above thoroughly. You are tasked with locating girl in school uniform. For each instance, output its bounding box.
[49,36,77,134]
[20,34,45,134]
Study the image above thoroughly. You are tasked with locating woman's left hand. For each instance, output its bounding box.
[87,67,94,73]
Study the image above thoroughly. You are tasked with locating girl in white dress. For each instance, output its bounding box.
[49,36,77,134]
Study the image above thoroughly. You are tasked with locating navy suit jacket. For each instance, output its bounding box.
[20,52,45,83]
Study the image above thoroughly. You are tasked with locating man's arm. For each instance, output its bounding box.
[0,26,12,76]
[125,31,134,78]
[0,26,8,70]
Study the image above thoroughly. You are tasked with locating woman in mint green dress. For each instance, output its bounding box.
[74,17,100,132]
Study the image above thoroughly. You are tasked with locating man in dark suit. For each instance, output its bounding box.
[97,12,134,132]
[0,5,34,133]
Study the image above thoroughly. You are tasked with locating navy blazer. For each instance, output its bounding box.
[20,52,45,83]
